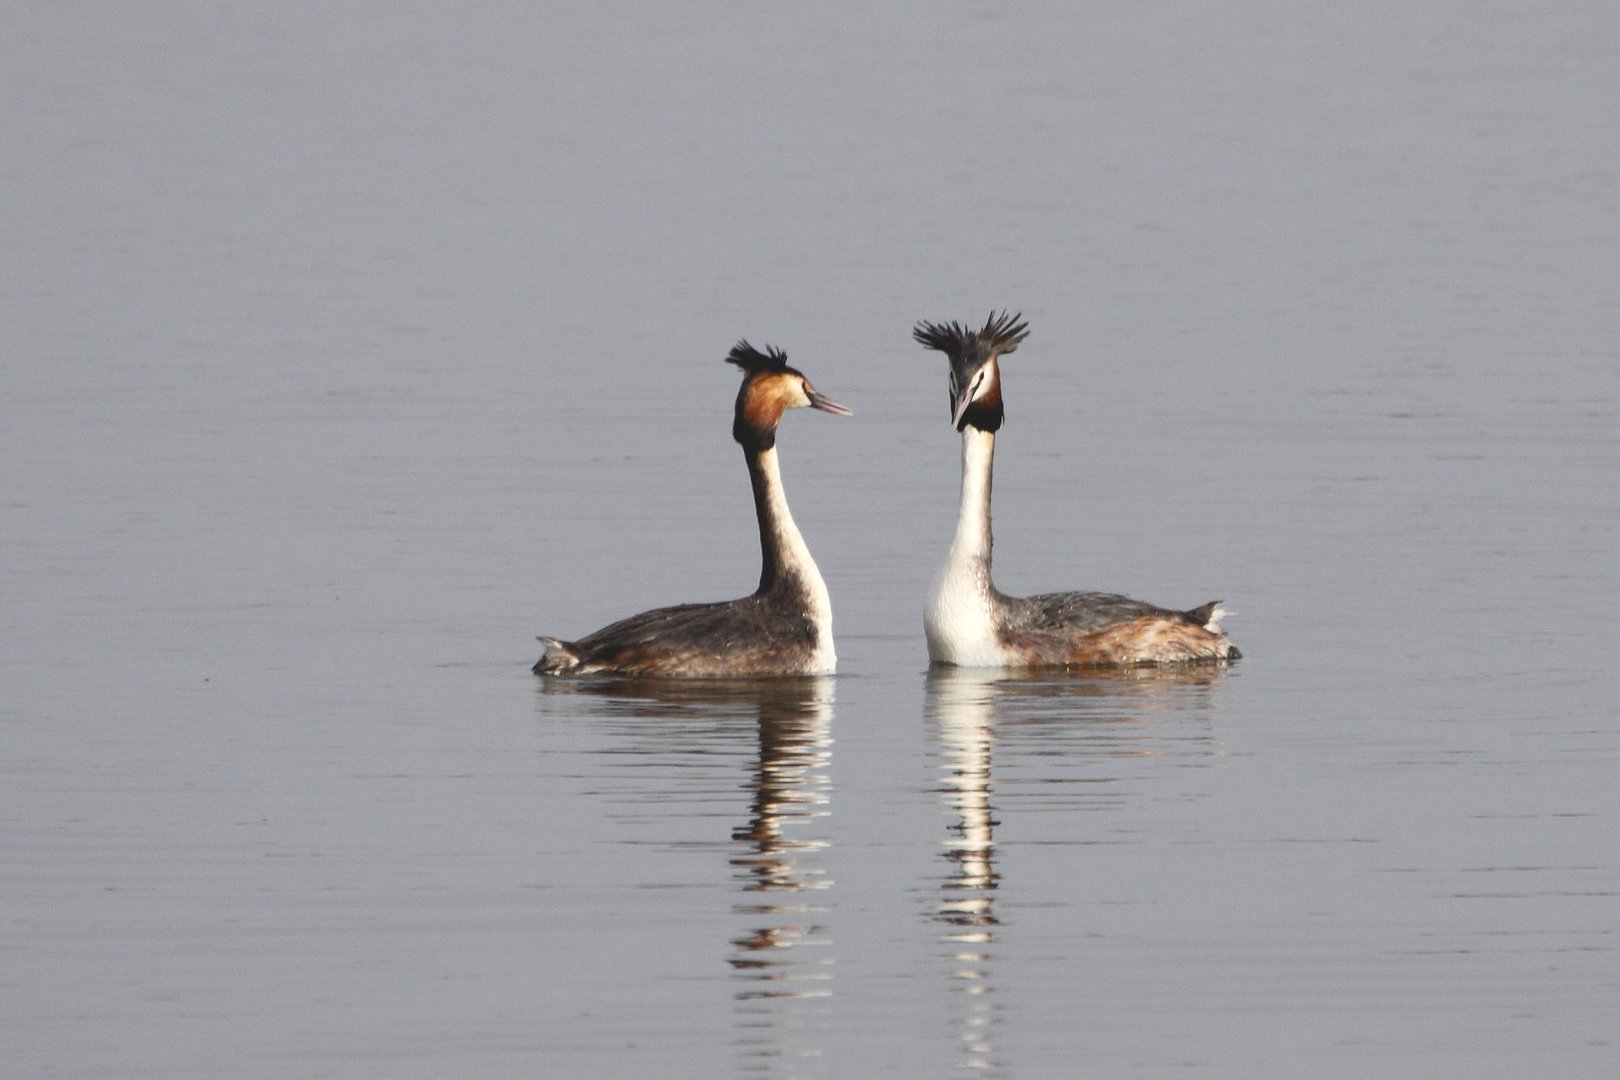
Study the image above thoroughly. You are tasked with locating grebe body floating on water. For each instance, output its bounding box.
[913,311,1239,668]
[535,342,850,678]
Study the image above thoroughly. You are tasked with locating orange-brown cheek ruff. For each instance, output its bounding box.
[739,376,798,437]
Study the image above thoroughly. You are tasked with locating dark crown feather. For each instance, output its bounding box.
[725,340,791,374]
[912,309,1029,359]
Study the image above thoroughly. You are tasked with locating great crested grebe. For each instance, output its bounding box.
[913,311,1240,668]
[534,341,851,677]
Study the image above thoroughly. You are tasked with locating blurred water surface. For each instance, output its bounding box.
[4,3,1617,1077]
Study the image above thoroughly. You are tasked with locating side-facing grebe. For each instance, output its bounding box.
[913,311,1239,668]
[535,341,851,677]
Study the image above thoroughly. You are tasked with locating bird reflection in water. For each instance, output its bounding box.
[725,678,834,999]
[924,663,1230,1075]
[539,675,834,1075]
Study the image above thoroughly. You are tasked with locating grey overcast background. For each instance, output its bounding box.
[4,3,1617,1078]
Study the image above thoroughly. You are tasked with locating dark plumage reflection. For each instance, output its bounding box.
[538,675,834,1068]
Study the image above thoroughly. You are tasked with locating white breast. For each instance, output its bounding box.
[801,569,838,675]
[924,556,1008,667]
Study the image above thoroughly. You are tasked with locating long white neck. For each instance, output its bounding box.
[926,428,1003,665]
[948,428,996,568]
[747,445,834,627]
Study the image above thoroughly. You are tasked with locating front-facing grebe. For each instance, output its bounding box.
[913,311,1239,668]
[534,342,851,677]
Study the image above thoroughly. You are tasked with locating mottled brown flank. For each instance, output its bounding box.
[1056,615,1231,667]
[988,591,1237,668]
[996,614,1235,668]
[536,587,822,677]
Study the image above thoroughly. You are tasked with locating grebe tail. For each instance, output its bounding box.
[534,636,581,675]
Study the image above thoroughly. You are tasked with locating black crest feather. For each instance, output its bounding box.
[912,310,1029,359]
[726,340,791,374]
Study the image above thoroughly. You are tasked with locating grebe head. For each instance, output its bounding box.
[912,310,1028,433]
[727,340,852,451]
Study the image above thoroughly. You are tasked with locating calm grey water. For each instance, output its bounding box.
[5,3,1617,1077]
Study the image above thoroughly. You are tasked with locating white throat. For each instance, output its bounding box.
[925,428,1005,665]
